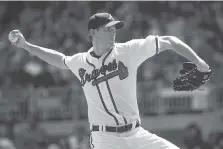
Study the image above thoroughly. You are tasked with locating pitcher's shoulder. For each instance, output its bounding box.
[114,41,133,49]
[67,52,87,63]
[114,42,128,52]
[117,39,144,47]
[115,39,142,51]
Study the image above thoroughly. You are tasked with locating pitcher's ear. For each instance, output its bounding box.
[87,34,92,41]
[89,29,95,36]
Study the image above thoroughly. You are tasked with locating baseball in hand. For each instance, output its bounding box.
[8,34,19,43]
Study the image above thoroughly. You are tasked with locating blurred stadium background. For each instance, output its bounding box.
[0,1,223,149]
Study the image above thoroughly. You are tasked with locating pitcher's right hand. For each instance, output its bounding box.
[8,29,27,49]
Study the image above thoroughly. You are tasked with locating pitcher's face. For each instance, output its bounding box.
[92,25,116,47]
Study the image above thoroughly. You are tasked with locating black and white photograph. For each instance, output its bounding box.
[0,1,222,149]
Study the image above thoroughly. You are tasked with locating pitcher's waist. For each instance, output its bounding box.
[90,120,140,133]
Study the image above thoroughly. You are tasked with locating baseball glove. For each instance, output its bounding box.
[173,62,212,91]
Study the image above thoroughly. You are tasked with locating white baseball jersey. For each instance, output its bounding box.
[64,35,159,126]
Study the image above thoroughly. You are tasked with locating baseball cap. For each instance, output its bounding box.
[88,13,124,31]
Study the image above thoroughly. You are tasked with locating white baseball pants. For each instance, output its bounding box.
[90,126,180,149]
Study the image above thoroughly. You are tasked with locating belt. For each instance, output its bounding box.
[91,121,140,133]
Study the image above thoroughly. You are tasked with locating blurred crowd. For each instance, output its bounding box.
[183,122,223,149]
[0,125,91,149]
[0,1,223,149]
[0,1,223,89]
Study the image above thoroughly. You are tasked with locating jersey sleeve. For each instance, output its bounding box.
[63,53,83,78]
[127,35,159,67]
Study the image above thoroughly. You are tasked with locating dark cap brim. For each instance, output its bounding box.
[105,21,124,29]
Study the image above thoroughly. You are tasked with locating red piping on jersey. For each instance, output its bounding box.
[86,48,120,125]
[102,47,128,125]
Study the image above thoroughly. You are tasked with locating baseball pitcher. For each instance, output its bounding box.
[9,13,212,149]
